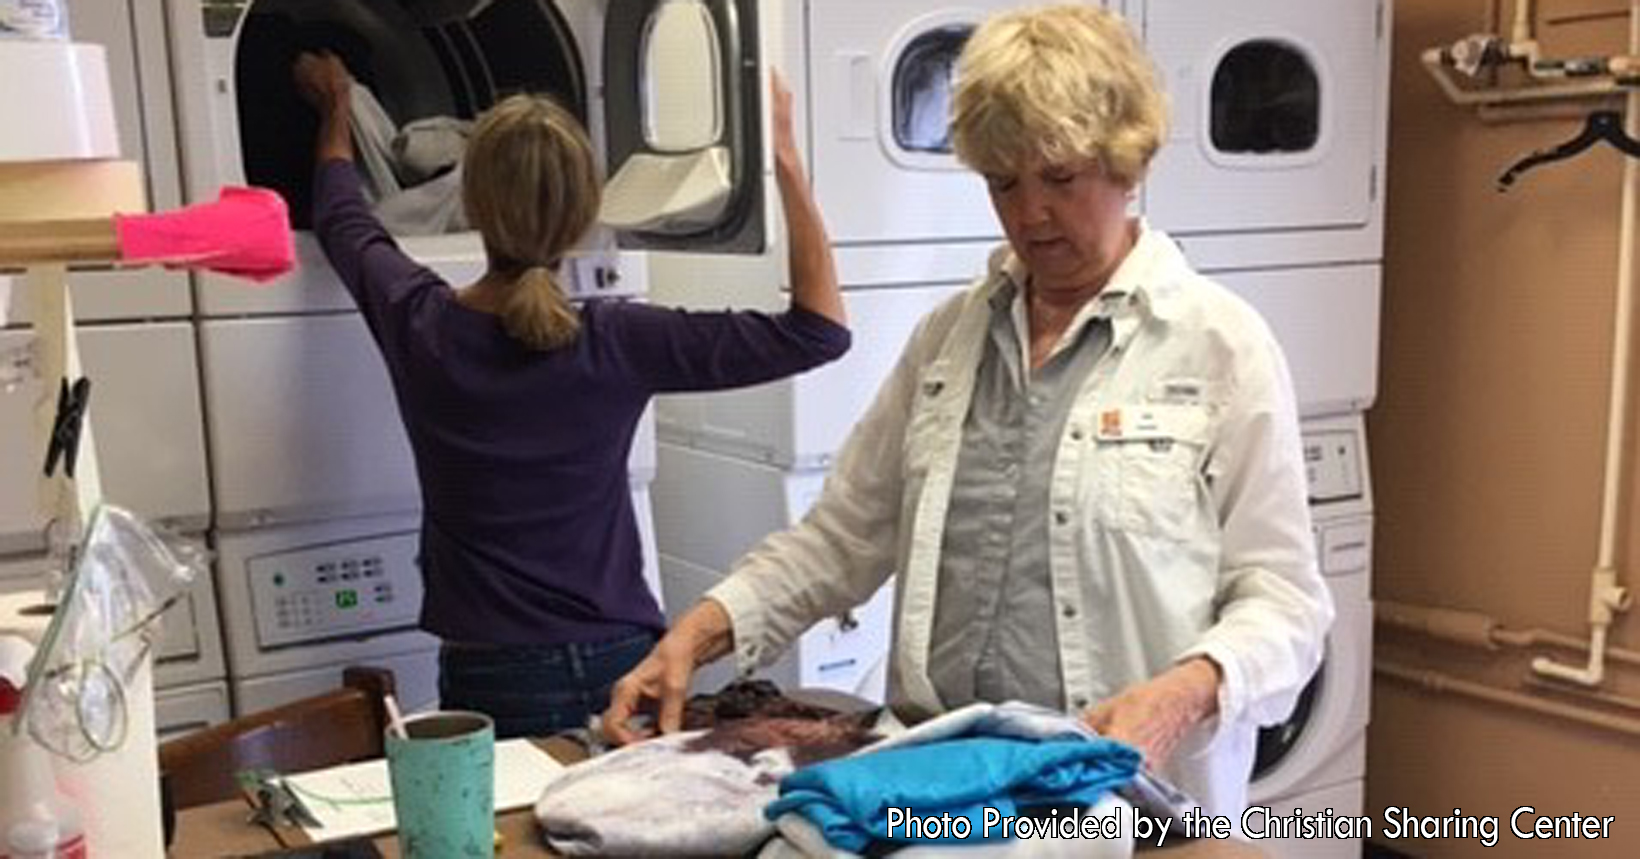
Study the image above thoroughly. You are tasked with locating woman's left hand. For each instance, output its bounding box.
[1081,656,1221,769]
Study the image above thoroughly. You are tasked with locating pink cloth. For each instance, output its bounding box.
[114,186,295,281]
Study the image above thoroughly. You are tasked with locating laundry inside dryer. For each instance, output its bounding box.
[233,0,584,229]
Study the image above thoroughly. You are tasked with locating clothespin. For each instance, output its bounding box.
[238,769,322,829]
[41,376,91,479]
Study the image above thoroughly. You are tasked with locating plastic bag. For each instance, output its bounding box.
[17,505,205,761]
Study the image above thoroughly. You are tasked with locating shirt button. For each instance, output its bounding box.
[1073,696,1090,710]
[1070,427,1084,441]
[1062,604,1077,619]
[1054,511,1069,525]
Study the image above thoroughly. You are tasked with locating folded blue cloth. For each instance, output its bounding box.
[765,734,1139,852]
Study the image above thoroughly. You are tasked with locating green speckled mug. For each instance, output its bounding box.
[386,710,495,858]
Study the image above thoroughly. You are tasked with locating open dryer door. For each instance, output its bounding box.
[601,0,764,253]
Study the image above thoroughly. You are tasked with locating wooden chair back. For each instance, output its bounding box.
[158,666,397,809]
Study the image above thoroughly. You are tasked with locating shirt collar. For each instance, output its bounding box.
[982,219,1191,324]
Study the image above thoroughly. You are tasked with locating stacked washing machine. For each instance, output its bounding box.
[159,0,808,716]
[0,0,231,739]
[650,0,1388,846]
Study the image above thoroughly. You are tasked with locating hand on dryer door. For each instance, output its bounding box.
[289,46,849,741]
[605,3,1330,830]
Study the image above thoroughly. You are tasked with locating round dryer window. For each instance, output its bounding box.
[890,25,971,155]
[1209,40,1320,155]
[233,0,586,229]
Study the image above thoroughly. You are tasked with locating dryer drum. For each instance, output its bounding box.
[233,0,584,229]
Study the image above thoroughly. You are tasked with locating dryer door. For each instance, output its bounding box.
[1141,0,1384,238]
[602,0,766,253]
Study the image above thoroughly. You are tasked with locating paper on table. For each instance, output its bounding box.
[284,738,566,843]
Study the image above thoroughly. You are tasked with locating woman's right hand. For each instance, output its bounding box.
[769,70,800,171]
[602,599,734,745]
[292,50,353,115]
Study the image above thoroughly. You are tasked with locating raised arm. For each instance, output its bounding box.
[294,51,354,164]
[770,72,845,326]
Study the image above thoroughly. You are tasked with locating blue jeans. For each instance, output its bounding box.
[437,631,659,740]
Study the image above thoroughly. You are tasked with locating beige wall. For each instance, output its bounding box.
[1371,0,1640,855]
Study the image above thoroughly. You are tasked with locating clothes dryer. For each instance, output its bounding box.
[1137,0,1392,270]
[1246,412,1373,859]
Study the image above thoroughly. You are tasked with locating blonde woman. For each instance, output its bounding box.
[293,52,847,738]
[608,5,1330,824]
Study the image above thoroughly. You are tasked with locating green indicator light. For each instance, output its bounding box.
[335,590,358,609]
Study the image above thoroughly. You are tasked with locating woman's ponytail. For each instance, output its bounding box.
[463,93,602,350]
[501,265,580,350]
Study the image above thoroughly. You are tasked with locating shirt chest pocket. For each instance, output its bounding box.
[1085,403,1212,540]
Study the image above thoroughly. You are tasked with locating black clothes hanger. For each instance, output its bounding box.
[1497,110,1640,190]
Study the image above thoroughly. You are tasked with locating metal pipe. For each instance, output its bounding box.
[1532,0,1640,687]
[1523,675,1640,713]
[1375,599,1640,668]
[1376,661,1640,738]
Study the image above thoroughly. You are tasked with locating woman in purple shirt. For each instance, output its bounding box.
[293,52,849,738]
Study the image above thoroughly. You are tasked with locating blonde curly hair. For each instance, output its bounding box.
[951,4,1167,185]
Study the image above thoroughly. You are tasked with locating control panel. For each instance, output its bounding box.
[1303,427,1364,503]
[246,532,423,649]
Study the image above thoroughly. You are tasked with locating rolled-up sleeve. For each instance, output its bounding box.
[1178,317,1333,751]
[705,310,934,674]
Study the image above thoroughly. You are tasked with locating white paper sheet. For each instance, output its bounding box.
[284,738,566,843]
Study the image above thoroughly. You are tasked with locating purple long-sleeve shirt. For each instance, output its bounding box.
[311,159,849,645]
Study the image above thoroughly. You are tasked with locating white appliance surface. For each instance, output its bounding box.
[1213,263,1381,418]
[198,314,418,530]
[1140,0,1390,269]
[0,322,210,554]
[155,680,233,740]
[232,646,441,717]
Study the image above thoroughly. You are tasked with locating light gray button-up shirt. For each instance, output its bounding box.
[930,280,1113,710]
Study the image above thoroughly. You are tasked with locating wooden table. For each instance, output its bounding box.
[168,736,1266,858]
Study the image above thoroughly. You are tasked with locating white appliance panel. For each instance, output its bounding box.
[213,515,438,682]
[1141,0,1384,241]
[231,646,440,717]
[155,681,233,741]
[0,323,210,553]
[655,283,959,468]
[245,530,424,650]
[803,0,1021,246]
[1213,264,1379,418]
[198,314,418,529]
